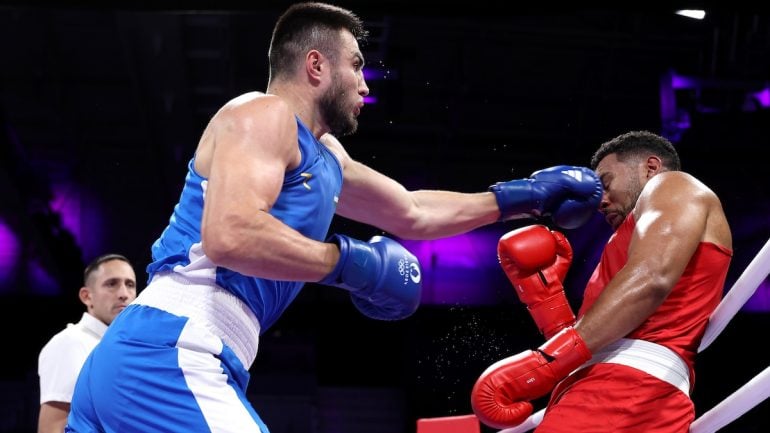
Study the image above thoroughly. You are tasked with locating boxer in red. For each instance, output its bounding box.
[472,130,733,433]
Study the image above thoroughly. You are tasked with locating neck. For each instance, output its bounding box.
[267,81,328,139]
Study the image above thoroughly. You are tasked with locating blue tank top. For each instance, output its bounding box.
[146,117,343,331]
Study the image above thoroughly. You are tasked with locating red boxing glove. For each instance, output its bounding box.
[470,327,592,429]
[498,225,575,338]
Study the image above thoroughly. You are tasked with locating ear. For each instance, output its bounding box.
[79,286,91,307]
[305,50,325,84]
[645,155,663,178]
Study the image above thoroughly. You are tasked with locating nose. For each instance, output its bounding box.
[117,283,134,300]
[599,191,610,210]
[359,73,369,96]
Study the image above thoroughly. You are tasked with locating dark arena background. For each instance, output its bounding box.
[1,1,769,432]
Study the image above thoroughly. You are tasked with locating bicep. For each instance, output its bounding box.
[628,181,708,288]
[203,105,297,231]
[336,158,416,230]
[207,135,286,213]
[319,133,413,225]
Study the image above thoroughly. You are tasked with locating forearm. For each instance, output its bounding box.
[339,185,500,240]
[203,211,338,281]
[574,269,670,352]
[339,156,602,237]
[393,190,501,239]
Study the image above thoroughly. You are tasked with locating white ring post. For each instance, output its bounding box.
[689,365,770,433]
[699,237,770,351]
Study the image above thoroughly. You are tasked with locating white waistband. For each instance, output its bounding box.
[576,338,690,396]
[133,272,260,368]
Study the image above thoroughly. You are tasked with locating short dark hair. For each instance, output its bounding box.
[83,253,131,286]
[268,2,368,81]
[590,130,681,171]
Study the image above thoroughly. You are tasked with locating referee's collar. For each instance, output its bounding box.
[79,312,109,339]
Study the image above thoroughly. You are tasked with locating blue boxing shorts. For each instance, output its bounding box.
[66,301,268,433]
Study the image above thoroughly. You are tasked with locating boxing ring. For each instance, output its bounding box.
[417,237,770,433]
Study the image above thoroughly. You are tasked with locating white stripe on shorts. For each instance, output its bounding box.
[177,320,263,433]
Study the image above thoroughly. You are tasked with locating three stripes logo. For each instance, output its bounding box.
[561,169,584,181]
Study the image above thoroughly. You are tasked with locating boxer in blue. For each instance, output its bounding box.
[66,3,602,432]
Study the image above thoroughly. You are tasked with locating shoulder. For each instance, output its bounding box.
[319,133,353,170]
[636,171,720,218]
[227,91,288,111]
[214,92,295,130]
[644,171,717,200]
[203,92,300,168]
[39,325,80,356]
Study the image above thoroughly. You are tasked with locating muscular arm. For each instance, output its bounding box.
[199,95,338,281]
[38,401,69,433]
[575,172,714,351]
[322,134,500,240]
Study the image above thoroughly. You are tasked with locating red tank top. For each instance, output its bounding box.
[578,214,732,374]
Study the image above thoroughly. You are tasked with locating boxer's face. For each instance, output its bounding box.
[595,153,645,229]
[319,30,368,137]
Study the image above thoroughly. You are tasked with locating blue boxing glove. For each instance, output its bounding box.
[319,234,422,320]
[489,165,603,230]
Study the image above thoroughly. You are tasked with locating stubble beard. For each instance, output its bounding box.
[320,79,358,137]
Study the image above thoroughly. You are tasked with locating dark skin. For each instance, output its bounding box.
[574,153,732,352]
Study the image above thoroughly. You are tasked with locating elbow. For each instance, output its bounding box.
[649,285,671,305]
[201,223,241,266]
[646,276,675,305]
[387,218,428,240]
[388,206,432,239]
[630,262,677,305]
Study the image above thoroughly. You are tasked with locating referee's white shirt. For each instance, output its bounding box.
[38,312,107,404]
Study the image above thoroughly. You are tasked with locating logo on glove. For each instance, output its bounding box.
[409,262,421,284]
[398,257,422,285]
[560,168,584,181]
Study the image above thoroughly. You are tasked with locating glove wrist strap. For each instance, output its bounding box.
[538,327,592,377]
[528,291,576,339]
[489,180,540,221]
